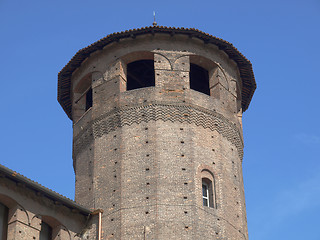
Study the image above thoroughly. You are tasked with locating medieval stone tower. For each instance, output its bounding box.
[58,26,256,239]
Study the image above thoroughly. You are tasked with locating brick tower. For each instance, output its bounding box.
[58,26,256,239]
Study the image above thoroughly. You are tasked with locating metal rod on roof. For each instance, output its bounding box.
[153,11,157,26]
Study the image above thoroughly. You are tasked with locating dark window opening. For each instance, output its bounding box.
[40,221,52,240]
[85,87,93,111]
[0,203,8,240]
[127,60,155,90]
[190,63,210,95]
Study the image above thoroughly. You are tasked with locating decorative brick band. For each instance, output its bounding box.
[73,102,244,158]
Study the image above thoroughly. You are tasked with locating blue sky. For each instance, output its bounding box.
[1,0,319,239]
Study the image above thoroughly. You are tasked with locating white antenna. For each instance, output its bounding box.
[153,11,157,26]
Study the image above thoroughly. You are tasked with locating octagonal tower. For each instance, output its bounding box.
[58,26,256,239]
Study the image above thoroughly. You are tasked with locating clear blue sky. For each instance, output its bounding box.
[1,0,319,239]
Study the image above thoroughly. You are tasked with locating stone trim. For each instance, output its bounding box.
[73,102,244,159]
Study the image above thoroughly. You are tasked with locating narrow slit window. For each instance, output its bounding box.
[190,63,210,95]
[127,60,155,90]
[85,87,93,111]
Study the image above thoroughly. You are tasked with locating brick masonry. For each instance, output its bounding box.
[0,173,96,240]
[71,33,253,239]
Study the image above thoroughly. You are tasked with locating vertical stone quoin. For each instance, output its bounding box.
[58,26,256,239]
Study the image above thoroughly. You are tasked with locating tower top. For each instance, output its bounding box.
[58,26,256,119]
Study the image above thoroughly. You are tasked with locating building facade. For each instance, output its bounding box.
[0,26,256,239]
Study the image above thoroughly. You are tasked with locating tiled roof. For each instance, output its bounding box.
[58,26,256,119]
[0,164,91,216]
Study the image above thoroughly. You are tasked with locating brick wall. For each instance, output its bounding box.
[72,34,249,239]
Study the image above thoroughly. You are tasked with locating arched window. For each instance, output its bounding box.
[40,221,52,240]
[127,60,155,90]
[0,202,8,240]
[190,63,210,95]
[200,169,216,208]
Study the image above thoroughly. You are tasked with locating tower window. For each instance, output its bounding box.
[190,63,210,95]
[85,87,93,111]
[202,177,215,208]
[202,182,209,207]
[40,221,52,240]
[73,72,94,121]
[127,60,155,90]
[0,203,8,240]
